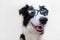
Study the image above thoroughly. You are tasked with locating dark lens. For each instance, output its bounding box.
[40,9,48,16]
[40,6,48,16]
[28,10,35,17]
[28,6,35,17]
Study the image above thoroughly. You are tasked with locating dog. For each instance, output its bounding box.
[19,4,48,40]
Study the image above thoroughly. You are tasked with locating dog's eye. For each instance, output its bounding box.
[28,10,35,16]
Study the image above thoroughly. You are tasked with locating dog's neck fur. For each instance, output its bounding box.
[23,22,42,40]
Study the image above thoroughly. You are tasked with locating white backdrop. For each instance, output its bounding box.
[0,0,60,40]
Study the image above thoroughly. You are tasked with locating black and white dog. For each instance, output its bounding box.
[19,5,48,40]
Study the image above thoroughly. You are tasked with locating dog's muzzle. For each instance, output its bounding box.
[31,23,43,32]
[31,17,48,32]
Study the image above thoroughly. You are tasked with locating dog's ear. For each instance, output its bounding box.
[19,4,29,16]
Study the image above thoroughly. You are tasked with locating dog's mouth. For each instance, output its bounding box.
[31,23,43,32]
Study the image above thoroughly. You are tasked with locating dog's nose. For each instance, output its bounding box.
[39,17,48,24]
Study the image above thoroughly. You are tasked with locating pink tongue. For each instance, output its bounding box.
[36,26,42,30]
[31,23,42,30]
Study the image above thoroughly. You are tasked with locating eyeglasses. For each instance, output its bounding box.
[28,6,48,16]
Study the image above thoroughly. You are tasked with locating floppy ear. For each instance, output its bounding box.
[19,4,29,16]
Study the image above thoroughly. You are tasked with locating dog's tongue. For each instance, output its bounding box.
[36,26,42,30]
[31,23,42,31]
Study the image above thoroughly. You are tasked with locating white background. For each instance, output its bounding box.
[0,0,60,40]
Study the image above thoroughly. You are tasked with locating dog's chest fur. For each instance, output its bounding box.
[22,23,41,40]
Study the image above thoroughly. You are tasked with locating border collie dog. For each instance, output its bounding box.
[19,5,48,40]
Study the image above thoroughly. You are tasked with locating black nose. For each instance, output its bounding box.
[39,17,48,24]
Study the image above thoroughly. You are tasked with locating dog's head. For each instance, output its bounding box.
[19,5,48,33]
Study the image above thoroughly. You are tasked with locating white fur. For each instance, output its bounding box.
[21,15,44,40]
[22,22,42,40]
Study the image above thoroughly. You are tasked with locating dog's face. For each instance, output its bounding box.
[19,5,48,33]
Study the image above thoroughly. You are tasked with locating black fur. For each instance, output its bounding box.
[19,5,29,16]
[20,34,26,40]
[19,5,34,27]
